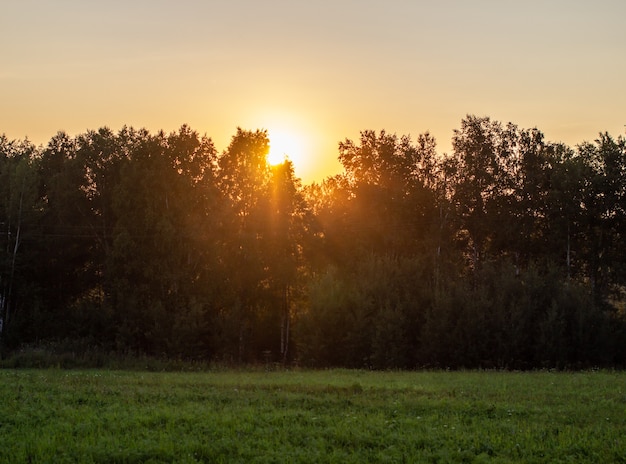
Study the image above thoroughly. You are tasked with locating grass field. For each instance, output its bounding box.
[0,368,624,463]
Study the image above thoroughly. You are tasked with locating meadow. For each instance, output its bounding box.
[0,368,624,463]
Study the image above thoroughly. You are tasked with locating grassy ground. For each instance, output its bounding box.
[0,368,624,463]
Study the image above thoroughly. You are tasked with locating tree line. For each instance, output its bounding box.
[1,116,625,368]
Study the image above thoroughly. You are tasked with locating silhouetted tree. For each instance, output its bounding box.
[0,136,41,347]
[215,128,272,362]
[1,117,624,369]
[266,160,311,362]
[110,126,219,356]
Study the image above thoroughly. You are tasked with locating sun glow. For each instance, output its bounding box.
[247,109,329,183]
[267,128,306,168]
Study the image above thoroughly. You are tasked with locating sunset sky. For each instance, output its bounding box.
[2,0,625,183]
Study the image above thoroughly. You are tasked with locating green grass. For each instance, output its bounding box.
[0,369,625,463]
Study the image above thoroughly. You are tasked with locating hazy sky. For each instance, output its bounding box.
[2,0,625,182]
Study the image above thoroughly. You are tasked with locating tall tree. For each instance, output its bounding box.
[74,127,127,304]
[575,133,626,304]
[266,159,310,362]
[109,126,220,356]
[0,136,40,347]
[300,130,441,367]
[335,130,438,258]
[32,131,103,340]
[449,116,513,268]
[216,128,271,362]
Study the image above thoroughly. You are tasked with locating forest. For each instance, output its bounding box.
[1,115,625,369]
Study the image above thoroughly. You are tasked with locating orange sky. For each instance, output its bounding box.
[2,0,625,183]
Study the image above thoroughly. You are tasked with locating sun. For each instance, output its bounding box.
[245,109,322,182]
[267,129,305,167]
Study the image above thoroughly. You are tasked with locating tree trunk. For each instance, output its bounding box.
[566,221,571,280]
[2,175,25,341]
[238,322,245,364]
[280,285,290,363]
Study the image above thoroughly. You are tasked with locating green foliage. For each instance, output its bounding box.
[1,116,625,369]
[299,254,429,368]
[0,369,625,463]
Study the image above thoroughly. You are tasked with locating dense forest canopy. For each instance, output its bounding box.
[1,116,625,369]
